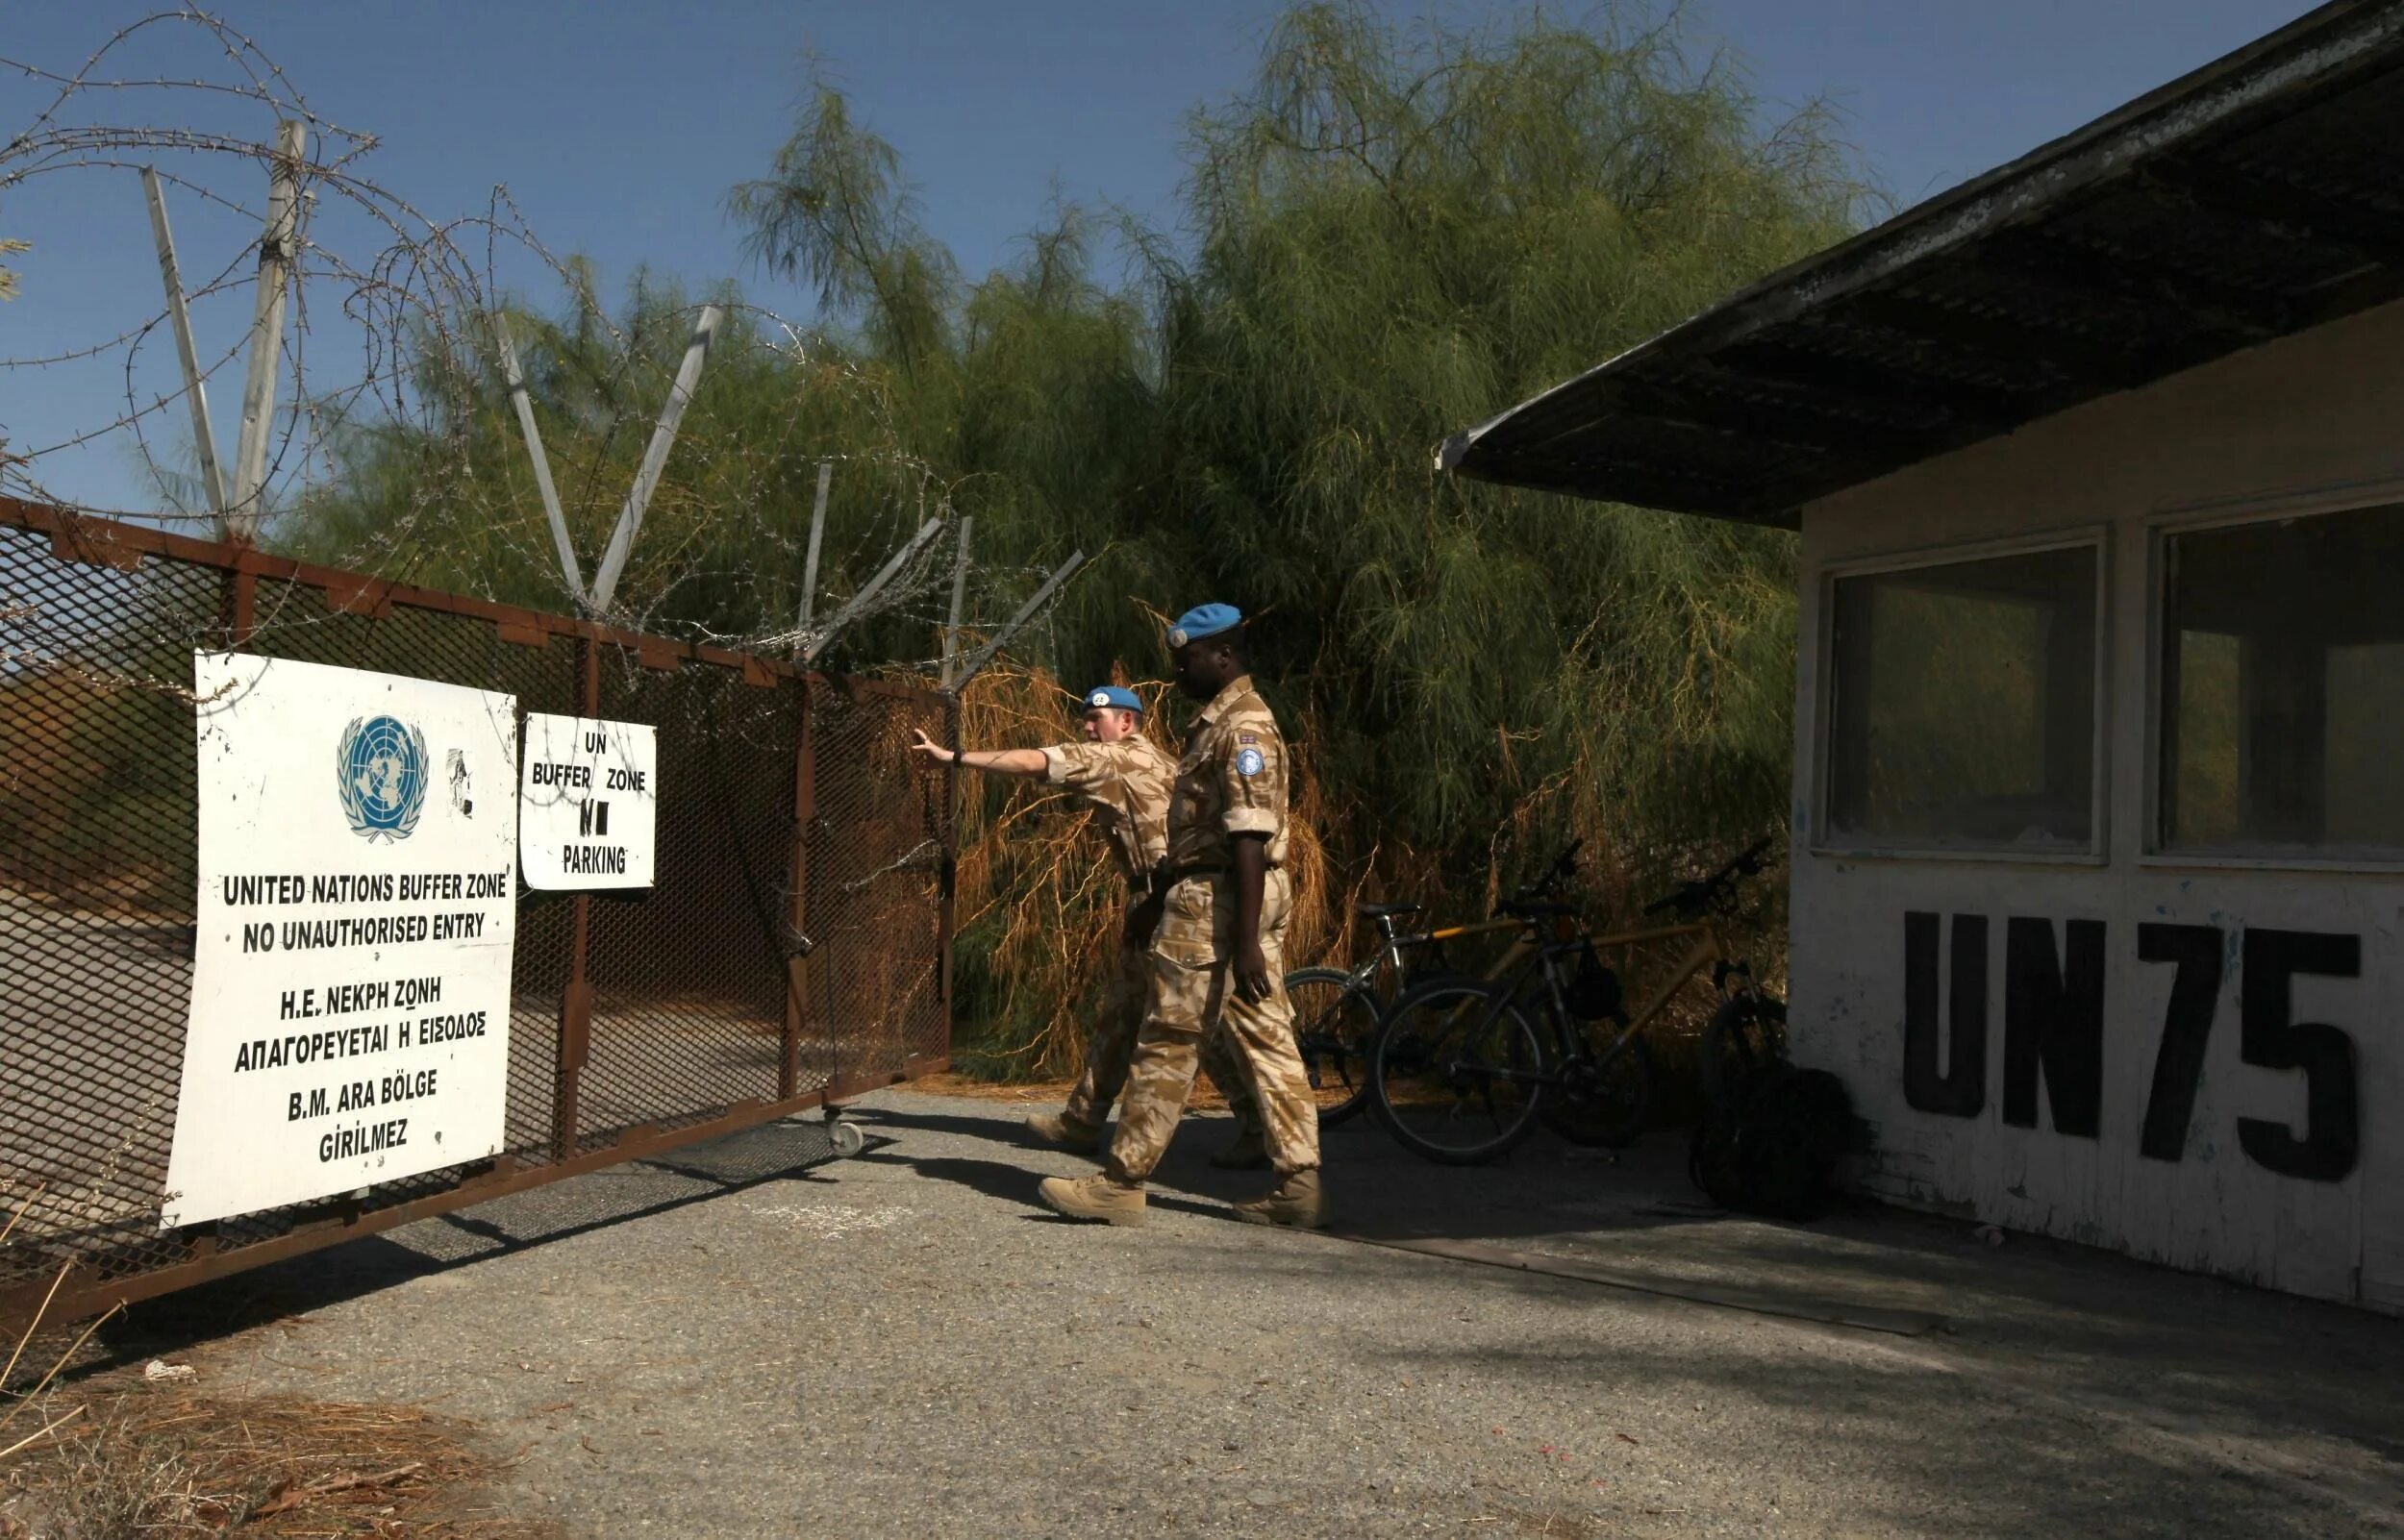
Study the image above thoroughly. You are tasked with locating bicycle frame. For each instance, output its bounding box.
[1554,919,1751,1071]
[1340,888,1767,1105]
[1365,836,1783,1163]
[1340,912,1525,1002]
[1438,914,1759,1089]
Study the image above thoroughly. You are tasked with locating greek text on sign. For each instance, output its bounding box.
[165,653,519,1229]
[519,713,658,891]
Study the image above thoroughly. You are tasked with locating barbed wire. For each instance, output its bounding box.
[1,9,1069,685]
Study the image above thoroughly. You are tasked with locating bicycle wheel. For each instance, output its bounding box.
[1540,1034,1652,1149]
[1369,978,1547,1165]
[1698,993,1788,1110]
[1283,966,1380,1127]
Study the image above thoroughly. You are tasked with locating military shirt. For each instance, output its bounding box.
[1039,735,1175,886]
[1161,674,1290,870]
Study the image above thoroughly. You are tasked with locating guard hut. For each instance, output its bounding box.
[1441,0,2404,1311]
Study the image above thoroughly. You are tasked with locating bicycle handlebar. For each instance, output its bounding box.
[1724,837,1772,880]
[1641,837,1776,917]
[1494,839,1583,916]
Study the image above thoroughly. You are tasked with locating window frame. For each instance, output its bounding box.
[2143,484,2404,874]
[1811,528,2111,864]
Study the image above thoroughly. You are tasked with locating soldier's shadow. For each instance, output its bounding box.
[846,1105,1250,1214]
[848,1147,1226,1223]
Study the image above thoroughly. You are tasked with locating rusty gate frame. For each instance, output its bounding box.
[0,498,958,1332]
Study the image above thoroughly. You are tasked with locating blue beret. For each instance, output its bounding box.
[1080,684,1142,714]
[1165,603,1242,650]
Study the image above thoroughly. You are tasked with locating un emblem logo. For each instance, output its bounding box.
[337,714,429,841]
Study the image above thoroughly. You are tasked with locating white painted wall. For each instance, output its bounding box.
[1790,297,2404,1310]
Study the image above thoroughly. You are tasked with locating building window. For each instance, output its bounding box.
[1826,544,2098,851]
[2159,503,2404,857]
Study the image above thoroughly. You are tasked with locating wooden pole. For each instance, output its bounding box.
[139,168,230,527]
[229,119,305,544]
[554,635,601,1161]
[588,304,721,613]
[793,459,832,658]
[494,318,586,606]
[940,514,973,686]
[782,677,818,1099]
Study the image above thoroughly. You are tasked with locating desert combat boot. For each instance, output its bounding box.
[1231,1168,1328,1229]
[1039,1172,1147,1225]
[1024,1110,1103,1155]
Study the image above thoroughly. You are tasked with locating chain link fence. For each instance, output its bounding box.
[0,500,953,1331]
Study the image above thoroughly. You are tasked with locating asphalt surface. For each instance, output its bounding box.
[110,1089,2404,1538]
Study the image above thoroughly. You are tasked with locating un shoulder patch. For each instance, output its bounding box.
[1236,747,1265,778]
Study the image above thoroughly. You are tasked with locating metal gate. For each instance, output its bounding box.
[0,499,953,1331]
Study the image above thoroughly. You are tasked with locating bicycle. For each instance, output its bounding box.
[1365,839,1785,1166]
[1285,845,1587,1126]
[1283,844,1586,1126]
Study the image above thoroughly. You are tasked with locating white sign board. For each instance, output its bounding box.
[518,713,658,891]
[164,653,520,1228]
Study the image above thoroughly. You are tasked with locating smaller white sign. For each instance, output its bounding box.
[520,713,658,891]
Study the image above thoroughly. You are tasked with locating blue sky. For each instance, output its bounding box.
[2,0,2321,515]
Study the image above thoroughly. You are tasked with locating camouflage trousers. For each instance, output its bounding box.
[1106,869,1320,1182]
[1062,905,1250,1133]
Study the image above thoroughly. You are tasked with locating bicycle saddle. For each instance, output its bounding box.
[1354,902,1424,918]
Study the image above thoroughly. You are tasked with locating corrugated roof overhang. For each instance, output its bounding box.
[1438,0,2404,527]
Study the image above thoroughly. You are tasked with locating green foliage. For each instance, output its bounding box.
[1151,4,1856,875]
[728,85,960,379]
[288,2,1870,1062]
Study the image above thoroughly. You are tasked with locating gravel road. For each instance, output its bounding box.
[119,1088,2404,1538]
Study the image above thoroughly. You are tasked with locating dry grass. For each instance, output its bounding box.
[0,1239,554,1540]
[948,658,1336,1084]
[0,1383,561,1538]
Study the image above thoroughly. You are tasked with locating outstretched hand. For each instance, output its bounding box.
[907,728,955,767]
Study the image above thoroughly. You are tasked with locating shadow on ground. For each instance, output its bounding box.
[63,1084,2404,1537]
[803,1092,2404,1536]
[88,1114,861,1370]
[857,1091,2404,1498]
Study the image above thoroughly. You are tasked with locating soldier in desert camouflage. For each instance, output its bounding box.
[909,685,1260,1164]
[1038,605,1326,1229]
